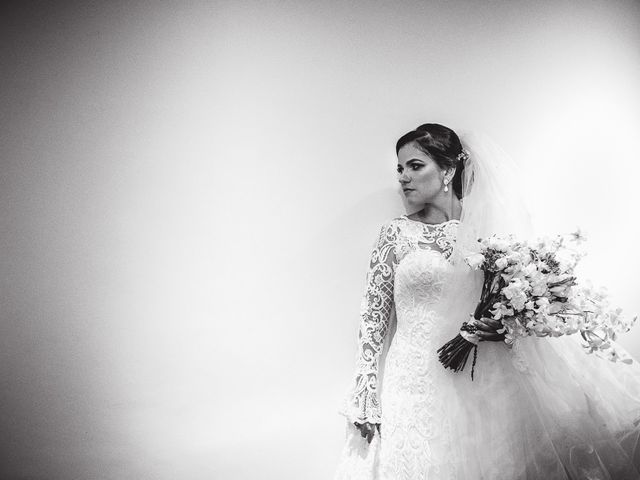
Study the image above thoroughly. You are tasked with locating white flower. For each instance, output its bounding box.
[503,278,529,298]
[520,251,533,266]
[530,276,547,296]
[487,236,510,252]
[522,263,538,277]
[535,297,550,307]
[569,227,587,245]
[465,253,485,269]
[495,257,509,269]
[534,297,550,314]
[491,302,514,320]
[506,252,524,264]
[511,294,528,312]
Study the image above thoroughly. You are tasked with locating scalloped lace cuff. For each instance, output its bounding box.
[338,392,382,424]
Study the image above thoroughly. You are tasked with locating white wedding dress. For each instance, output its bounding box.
[334,215,640,480]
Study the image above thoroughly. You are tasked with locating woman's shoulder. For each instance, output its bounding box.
[375,215,406,231]
[374,216,408,243]
[382,214,410,227]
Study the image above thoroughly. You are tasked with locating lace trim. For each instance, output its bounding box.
[401,214,460,227]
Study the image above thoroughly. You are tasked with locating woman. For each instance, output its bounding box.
[333,123,640,479]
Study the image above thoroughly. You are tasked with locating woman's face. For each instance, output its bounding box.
[397,141,449,205]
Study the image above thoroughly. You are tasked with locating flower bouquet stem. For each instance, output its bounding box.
[437,318,481,380]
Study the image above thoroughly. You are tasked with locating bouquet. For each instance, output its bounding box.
[437,230,637,380]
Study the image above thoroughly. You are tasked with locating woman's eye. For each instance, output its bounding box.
[397,164,422,173]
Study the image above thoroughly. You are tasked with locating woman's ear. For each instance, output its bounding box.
[446,166,456,183]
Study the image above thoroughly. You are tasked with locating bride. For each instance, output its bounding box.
[333,123,640,479]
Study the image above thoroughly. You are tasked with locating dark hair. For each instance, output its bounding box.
[395,123,466,199]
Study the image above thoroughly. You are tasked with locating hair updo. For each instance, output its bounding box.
[395,123,466,199]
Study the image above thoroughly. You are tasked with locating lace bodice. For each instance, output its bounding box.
[341,215,459,424]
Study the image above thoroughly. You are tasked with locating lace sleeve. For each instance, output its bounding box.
[340,221,398,424]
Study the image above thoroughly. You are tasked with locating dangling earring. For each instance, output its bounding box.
[443,180,449,193]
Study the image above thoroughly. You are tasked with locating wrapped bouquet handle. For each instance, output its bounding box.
[437,317,480,379]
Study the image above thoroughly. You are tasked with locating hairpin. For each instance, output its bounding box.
[457,149,470,163]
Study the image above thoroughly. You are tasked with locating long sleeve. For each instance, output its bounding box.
[341,222,398,424]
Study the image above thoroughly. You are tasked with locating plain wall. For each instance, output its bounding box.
[1,1,639,479]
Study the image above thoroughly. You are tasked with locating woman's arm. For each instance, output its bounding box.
[342,222,398,441]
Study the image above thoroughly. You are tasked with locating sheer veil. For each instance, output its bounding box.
[432,130,640,479]
[454,129,535,263]
[433,130,537,352]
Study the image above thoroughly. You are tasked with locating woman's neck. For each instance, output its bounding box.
[412,195,462,223]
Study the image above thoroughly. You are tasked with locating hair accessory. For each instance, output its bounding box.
[457,149,470,163]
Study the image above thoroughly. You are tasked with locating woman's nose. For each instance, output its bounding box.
[398,172,410,184]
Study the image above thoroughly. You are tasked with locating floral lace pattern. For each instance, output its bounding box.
[341,221,401,424]
[338,216,460,479]
[379,218,459,479]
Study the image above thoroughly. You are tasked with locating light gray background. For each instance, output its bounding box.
[2,1,639,479]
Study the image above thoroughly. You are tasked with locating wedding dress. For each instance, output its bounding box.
[334,215,640,479]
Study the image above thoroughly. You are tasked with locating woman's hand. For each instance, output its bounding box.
[353,421,381,444]
[473,317,505,342]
